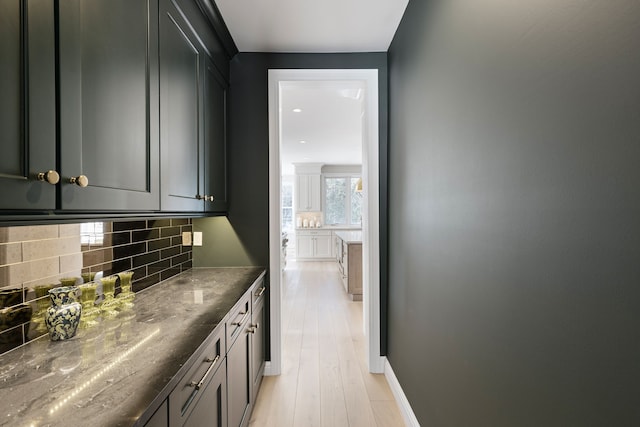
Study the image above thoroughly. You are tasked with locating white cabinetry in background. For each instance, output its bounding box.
[296,230,332,260]
[294,163,323,212]
[295,174,321,212]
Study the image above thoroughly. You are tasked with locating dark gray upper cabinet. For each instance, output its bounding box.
[159,0,203,211]
[203,56,228,212]
[58,0,160,210]
[0,0,56,210]
[160,0,228,213]
[1,0,230,218]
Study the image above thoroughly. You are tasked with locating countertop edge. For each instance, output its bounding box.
[334,230,363,244]
[133,268,267,426]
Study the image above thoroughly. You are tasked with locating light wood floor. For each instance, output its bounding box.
[249,260,405,427]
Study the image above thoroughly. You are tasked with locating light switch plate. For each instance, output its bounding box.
[182,232,192,246]
[193,231,203,246]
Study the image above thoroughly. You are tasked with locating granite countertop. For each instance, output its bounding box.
[334,230,363,244]
[0,267,266,427]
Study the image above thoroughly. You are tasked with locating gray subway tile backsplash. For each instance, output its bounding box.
[0,218,193,355]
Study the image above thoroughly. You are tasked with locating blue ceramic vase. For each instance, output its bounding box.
[45,286,82,341]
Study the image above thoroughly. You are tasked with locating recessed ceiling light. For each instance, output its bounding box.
[299,140,307,144]
[292,108,302,113]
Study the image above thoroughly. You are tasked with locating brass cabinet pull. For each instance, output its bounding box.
[232,311,249,326]
[247,327,255,334]
[36,170,60,185]
[250,322,259,329]
[69,175,89,187]
[196,195,215,202]
[255,286,266,297]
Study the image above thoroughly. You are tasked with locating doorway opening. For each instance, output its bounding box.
[267,69,382,375]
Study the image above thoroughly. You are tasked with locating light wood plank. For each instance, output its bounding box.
[372,400,406,427]
[250,260,405,427]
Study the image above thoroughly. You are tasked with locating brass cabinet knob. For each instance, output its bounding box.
[196,195,215,202]
[208,195,215,202]
[36,170,60,185]
[69,175,89,187]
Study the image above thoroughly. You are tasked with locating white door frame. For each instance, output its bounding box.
[267,69,383,375]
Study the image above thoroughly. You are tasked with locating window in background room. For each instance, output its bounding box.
[282,180,294,233]
[80,222,104,245]
[324,176,362,226]
[350,177,363,226]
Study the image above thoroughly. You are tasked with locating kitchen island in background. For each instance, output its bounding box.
[335,231,362,300]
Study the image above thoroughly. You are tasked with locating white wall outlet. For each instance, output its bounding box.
[182,231,192,246]
[193,231,203,246]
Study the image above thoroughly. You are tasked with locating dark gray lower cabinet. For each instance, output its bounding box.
[144,275,266,427]
[184,363,227,427]
[250,279,267,404]
[227,331,251,427]
[145,401,168,427]
[169,325,225,427]
[227,304,252,427]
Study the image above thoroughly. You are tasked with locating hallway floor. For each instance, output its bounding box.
[249,260,405,427]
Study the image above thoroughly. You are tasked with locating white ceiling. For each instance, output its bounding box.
[280,81,364,175]
[213,0,407,174]
[214,0,409,52]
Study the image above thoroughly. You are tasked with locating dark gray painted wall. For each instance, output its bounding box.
[227,53,389,354]
[387,1,640,426]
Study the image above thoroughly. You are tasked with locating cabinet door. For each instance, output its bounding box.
[183,363,228,427]
[0,0,56,210]
[250,297,266,404]
[58,0,159,210]
[159,0,203,211]
[308,174,322,211]
[144,400,168,427]
[332,233,342,259]
[203,56,228,212]
[295,174,321,212]
[314,235,333,258]
[295,175,310,211]
[228,323,252,427]
[296,234,314,259]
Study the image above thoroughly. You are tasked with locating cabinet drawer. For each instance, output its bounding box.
[226,292,251,351]
[169,325,225,427]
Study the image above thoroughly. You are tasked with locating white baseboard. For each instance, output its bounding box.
[370,355,386,374]
[263,361,275,376]
[384,357,420,427]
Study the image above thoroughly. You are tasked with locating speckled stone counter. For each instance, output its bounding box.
[0,267,266,427]
[334,230,362,244]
